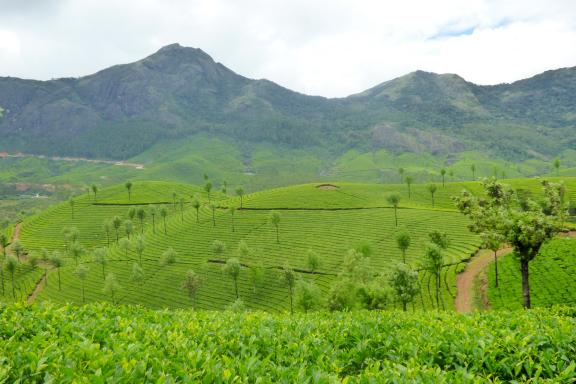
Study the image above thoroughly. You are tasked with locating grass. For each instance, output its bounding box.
[487,237,576,309]
[1,303,575,382]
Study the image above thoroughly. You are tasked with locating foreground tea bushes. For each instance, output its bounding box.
[1,303,575,382]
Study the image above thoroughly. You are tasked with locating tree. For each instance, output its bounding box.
[229,206,236,232]
[0,233,6,295]
[51,252,64,291]
[134,235,146,266]
[386,194,401,227]
[237,240,251,259]
[405,176,413,199]
[11,240,24,261]
[281,264,296,314]
[428,230,449,250]
[482,231,504,288]
[448,169,454,181]
[295,279,323,312]
[149,206,158,234]
[423,244,444,309]
[127,207,136,221]
[307,250,321,272]
[93,248,108,279]
[182,270,202,307]
[440,168,446,187]
[221,180,227,195]
[112,216,122,242]
[69,199,75,219]
[69,241,84,265]
[103,273,120,304]
[160,206,168,234]
[427,183,438,207]
[125,181,133,201]
[119,238,131,258]
[131,263,144,285]
[453,178,561,308]
[40,248,50,286]
[248,262,265,293]
[136,208,146,234]
[124,219,134,240]
[209,202,218,227]
[236,187,245,208]
[211,240,227,259]
[179,198,185,223]
[389,263,420,311]
[28,252,39,270]
[102,220,112,247]
[172,191,177,210]
[91,184,98,201]
[63,227,79,254]
[5,255,19,299]
[191,197,201,223]
[223,257,241,299]
[395,230,411,264]
[398,167,405,183]
[471,164,476,180]
[160,248,177,266]
[74,264,89,303]
[205,182,213,202]
[269,211,281,244]
[553,158,560,176]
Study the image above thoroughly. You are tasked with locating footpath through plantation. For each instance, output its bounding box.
[1,303,576,382]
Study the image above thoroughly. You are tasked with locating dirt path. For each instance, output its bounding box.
[12,222,21,242]
[455,247,512,313]
[27,274,46,304]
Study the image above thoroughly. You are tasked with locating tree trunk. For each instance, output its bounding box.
[276,226,279,244]
[394,207,398,227]
[435,273,440,308]
[520,258,531,309]
[234,279,238,299]
[163,218,167,234]
[289,286,293,314]
[494,251,499,288]
[152,216,155,234]
[196,209,199,223]
[240,196,243,208]
[58,268,61,290]
[402,250,406,264]
[402,301,407,311]
[212,209,215,227]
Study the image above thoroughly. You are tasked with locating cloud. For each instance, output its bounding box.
[0,0,575,96]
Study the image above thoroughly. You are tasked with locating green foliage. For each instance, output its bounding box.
[389,263,420,311]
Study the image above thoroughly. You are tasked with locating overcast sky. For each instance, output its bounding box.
[0,0,575,97]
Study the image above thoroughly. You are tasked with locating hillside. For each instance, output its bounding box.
[1,303,575,382]
[1,44,575,189]
[3,177,574,312]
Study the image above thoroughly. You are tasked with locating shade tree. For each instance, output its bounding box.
[386,194,401,227]
[389,263,420,311]
[182,269,202,308]
[223,257,241,299]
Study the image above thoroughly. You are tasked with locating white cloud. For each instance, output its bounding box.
[0,30,20,59]
[0,0,575,96]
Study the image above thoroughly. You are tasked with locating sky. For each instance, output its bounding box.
[0,0,575,97]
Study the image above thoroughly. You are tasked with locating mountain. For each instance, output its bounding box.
[0,43,575,165]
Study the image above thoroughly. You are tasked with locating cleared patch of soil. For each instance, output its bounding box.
[316,184,340,190]
[27,274,46,304]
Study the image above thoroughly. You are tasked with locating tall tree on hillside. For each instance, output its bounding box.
[172,191,177,210]
[160,206,168,234]
[221,181,227,196]
[136,208,146,234]
[395,230,411,264]
[440,168,446,187]
[0,233,7,295]
[398,167,405,183]
[160,248,177,266]
[103,220,112,247]
[134,235,146,266]
[211,240,227,259]
[103,273,120,304]
[269,211,281,244]
[27,252,39,270]
[149,206,158,234]
[386,194,401,227]
[223,257,241,299]
[51,252,64,291]
[209,202,218,227]
[205,182,213,203]
[40,248,50,286]
[282,263,297,314]
[11,240,24,261]
[5,255,18,299]
[131,262,144,286]
[93,248,108,279]
[249,262,265,293]
[482,231,504,288]
[553,158,560,176]
[182,269,202,308]
[112,216,122,242]
[179,198,185,222]
[295,280,323,313]
[424,244,444,309]
[236,187,245,208]
[69,241,84,266]
[454,178,562,308]
[471,164,476,180]
[229,206,236,232]
[427,183,438,207]
[307,250,321,273]
[119,238,131,258]
[124,220,134,239]
[74,264,89,304]
[192,197,201,223]
[63,227,79,255]
[69,199,75,219]
[428,230,449,250]
[405,176,413,199]
[91,184,98,201]
[389,263,420,311]
[128,207,136,221]
[125,181,133,201]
